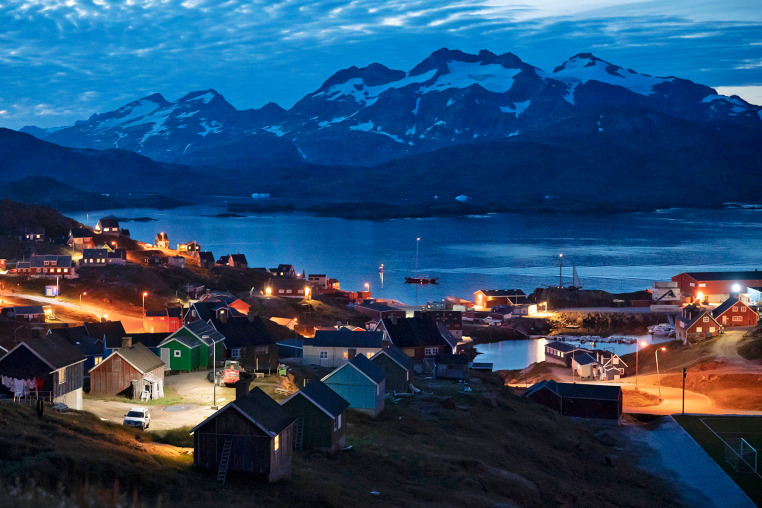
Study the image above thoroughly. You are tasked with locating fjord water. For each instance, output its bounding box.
[70,205,762,304]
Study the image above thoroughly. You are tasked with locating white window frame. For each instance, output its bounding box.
[698,283,706,288]
[703,317,709,322]
[732,315,743,322]
[319,351,328,359]
[174,350,182,358]
[231,348,242,359]
[696,327,703,333]
[424,347,438,357]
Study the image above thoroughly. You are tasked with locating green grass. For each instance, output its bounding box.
[150,426,194,448]
[674,415,762,506]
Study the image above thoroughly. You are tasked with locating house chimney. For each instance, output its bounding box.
[219,308,228,324]
[235,378,250,401]
[247,311,256,323]
[122,336,133,348]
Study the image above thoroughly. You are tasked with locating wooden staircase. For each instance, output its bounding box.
[294,417,305,450]
[217,437,233,485]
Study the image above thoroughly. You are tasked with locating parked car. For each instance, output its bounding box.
[123,407,151,429]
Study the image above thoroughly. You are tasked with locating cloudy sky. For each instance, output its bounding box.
[1,0,761,129]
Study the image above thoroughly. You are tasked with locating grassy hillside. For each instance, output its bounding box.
[0,375,683,507]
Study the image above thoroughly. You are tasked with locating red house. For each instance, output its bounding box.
[711,297,758,328]
[143,308,183,333]
[672,271,762,304]
[676,307,722,343]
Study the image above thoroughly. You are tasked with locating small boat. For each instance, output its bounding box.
[405,276,439,285]
[405,237,438,284]
[648,324,675,335]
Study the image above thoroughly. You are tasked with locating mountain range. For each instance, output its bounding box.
[11,48,762,212]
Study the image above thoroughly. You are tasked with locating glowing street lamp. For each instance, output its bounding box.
[80,291,87,305]
[364,282,370,293]
[732,283,741,294]
[265,286,272,297]
[635,340,647,388]
[655,347,667,400]
[304,286,311,301]
[142,292,148,315]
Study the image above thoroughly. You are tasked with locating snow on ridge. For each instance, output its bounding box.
[320,70,437,106]
[95,99,162,130]
[176,111,199,118]
[412,97,420,115]
[548,56,671,98]
[198,119,222,137]
[349,121,374,131]
[187,92,216,104]
[420,61,521,94]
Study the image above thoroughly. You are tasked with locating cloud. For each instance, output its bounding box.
[0,0,760,129]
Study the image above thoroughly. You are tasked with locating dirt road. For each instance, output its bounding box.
[83,398,214,431]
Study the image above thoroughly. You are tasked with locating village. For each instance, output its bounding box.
[1,207,761,506]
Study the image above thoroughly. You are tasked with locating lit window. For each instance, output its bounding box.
[696,327,703,333]
[689,283,695,287]
[424,347,438,356]
[94,357,102,365]
[732,306,738,312]
[733,316,743,322]
[58,368,66,384]
[741,307,746,312]
[274,435,280,451]
[343,351,348,359]
[698,283,706,288]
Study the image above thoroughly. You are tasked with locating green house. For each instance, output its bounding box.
[159,321,225,372]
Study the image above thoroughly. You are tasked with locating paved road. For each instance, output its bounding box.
[0,290,144,332]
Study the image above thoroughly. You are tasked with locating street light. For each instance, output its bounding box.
[364,282,370,293]
[142,291,148,315]
[204,335,217,410]
[655,347,667,400]
[80,291,86,305]
[635,340,647,388]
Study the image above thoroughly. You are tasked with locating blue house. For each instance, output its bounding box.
[321,354,386,417]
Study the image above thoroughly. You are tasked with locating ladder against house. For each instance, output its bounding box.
[217,437,233,485]
[294,417,305,450]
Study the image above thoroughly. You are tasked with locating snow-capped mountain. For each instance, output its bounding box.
[23,49,762,168]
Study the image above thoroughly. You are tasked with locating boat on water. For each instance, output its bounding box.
[648,323,676,336]
[405,237,438,284]
[405,276,439,285]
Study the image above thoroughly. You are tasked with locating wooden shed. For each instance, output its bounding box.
[524,380,622,420]
[0,334,85,409]
[89,342,165,399]
[322,354,386,417]
[190,387,296,482]
[369,345,413,393]
[281,380,350,452]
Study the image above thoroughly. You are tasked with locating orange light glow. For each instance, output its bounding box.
[640,341,647,347]
[265,287,272,296]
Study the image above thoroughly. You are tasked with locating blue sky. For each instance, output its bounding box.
[1,0,761,129]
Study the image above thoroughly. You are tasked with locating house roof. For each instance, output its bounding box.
[380,317,458,350]
[283,380,350,419]
[711,297,749,318]
[356,301,401,313]
[680,271,762,282]
[572,352,598,366]
[70,228,93,239]
[91,343,164,374]
[0,334,86,377]
[524,379,621,401]
[349,354,386,384]
[184,320,225,345]
[276,338,303,349]
[545,341,579,353]
[677,309,718,329]
[155,232,168,241]
[305,329,384,349]
[209,316,276,348]
[84,321,127,343]
[30,255,72,268]
[230,254,248,264]
[191,387,295,437]
[475,289,527,297]
[198,251,215,263]
[2,305,45,315]
[97,217,119,228]
[159,334,202,349]
[67,335,103,356]
[105,333,169,350]
[436,353,469,365]
[372,344,413,370]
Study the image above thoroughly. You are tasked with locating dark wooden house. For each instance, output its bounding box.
[369,345,413,393]
[524,380,622,420]
[376,316,458,362]
[435,353,469,380]
[322,354,386,417]
[89,341,165,399]
[280,380,350,452]
[0,334,86,409]
[210,315,279,371]
[190,386,296,482]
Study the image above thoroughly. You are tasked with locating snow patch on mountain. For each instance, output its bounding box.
[262,125,286,137]
[550,55,671,99]
[421,61,521,94]
[198,120,222,137]
[499,100,531,117]
[318,69,437,106]
[412,98,421,115]
[95,99,161,130]
[350,121,374,131]
[188,92,217,104]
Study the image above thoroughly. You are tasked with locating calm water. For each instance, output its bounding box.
[70,205,762,304]
[473,335,674,371]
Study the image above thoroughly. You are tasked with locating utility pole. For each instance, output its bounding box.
[682,367,686,414]
[559,254,563,288]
